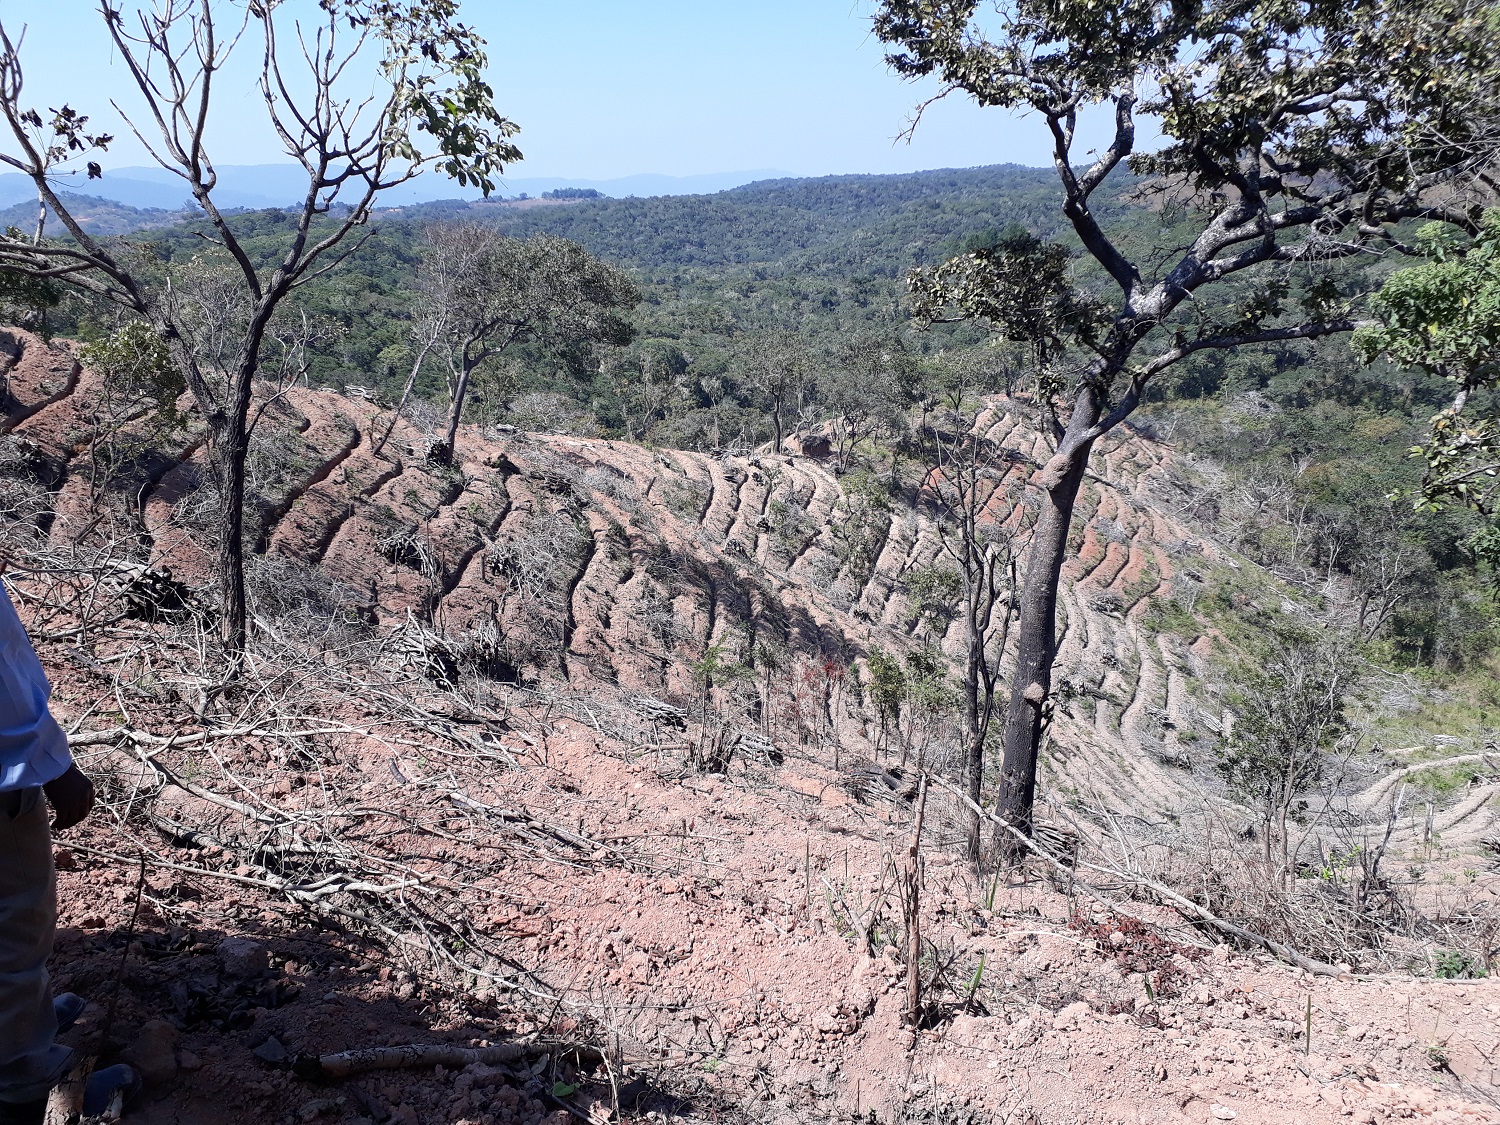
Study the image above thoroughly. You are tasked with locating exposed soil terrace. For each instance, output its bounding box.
[0,328,1494,1124]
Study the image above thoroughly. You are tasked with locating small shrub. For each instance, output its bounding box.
[1143,596,1197,636]
[1432,949,1488,979]
[903,564,960,632]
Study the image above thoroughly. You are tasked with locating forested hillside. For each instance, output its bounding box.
[20,163,1484,675]
[41,165,1078,415]
[443,164,1075,270]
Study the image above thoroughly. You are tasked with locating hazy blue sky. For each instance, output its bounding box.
[0,1,1124,183]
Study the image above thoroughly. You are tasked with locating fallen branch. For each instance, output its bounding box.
[297,1042,526,1080]
[297,1041,614,1125]
[1351,752,1500,812]
[67,841,426,904]
[925,773,1350,978]
[444,791,608,853]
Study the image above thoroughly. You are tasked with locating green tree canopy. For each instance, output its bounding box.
[874,0,1500,841]
[1356,210,1500,517]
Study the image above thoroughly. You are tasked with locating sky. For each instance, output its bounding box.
[0,0,1124,185]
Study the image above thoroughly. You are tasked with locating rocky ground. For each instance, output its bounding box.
[41,711,1500,1125]
[1,327,1496,1124]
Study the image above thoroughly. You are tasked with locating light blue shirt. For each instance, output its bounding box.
[0,582,71,791]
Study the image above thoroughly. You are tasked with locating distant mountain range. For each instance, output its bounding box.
[0,193,182,238]
[0,166,795,214]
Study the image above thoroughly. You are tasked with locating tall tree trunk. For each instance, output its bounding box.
[442,362,475,461]
[964,611,985,861]
[213,420,250,664]
[962,532,991,862]
[995,435,1094,844]
[771,393,784,453]
[211,319,272,670]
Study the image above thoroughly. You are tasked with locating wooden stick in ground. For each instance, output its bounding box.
[304,1042,527,1080]
[905,775,928,1027]
[922,772,1350,979]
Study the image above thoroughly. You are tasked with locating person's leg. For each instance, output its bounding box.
[0,787,71,1115]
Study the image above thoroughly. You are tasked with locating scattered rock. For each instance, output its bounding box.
[123,1019,178,1086]
[217,937,269,976]
[252,1036,289,1065]
[1052,1001,1091,1031]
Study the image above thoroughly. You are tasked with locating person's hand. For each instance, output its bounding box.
[44,765,95,831]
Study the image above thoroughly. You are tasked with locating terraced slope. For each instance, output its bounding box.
[9,327,1500,1125]
[3,327,1495,857]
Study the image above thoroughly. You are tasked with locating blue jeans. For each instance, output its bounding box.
[0,787,69,1104]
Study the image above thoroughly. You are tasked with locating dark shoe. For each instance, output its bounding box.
[54,993,86,1034]
[82,1064,141,1117]
[0,1098,46,1125]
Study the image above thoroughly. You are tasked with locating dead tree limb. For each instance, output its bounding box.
[925,773,1351,978]
[299,1042,526,1080]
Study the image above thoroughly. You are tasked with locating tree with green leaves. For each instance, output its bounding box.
[874,0,1500,844]
[1355,211,1500,554]
[418,224,638,461]
[74,320,186,503]
[0,0,521,665]
[821,333,920,473]
[864,643,952,766]
[738,333,814,454]
[0,230,58,332]
[614,340,692,442]
[1215,632,1355,886]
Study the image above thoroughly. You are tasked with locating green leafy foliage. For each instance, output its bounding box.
[1432,950,1488,979]
[1356,210,1500,517]
[867,646,907,727]
[907,225,1103,367]
[72,320,187,497]
[904,564,961,632]
[1214,631,1354,834]
[331,0,522,192]
[0,228,59,326]
[75,320,182,420]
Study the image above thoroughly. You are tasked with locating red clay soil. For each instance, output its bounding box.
[42,711,1500,1125]
[0,327,1495,1124]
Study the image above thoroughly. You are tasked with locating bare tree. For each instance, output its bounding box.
[0,0,521,665]
[373,297,450,457]
[917,355,1025,861]
[1349,537,1427,642]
